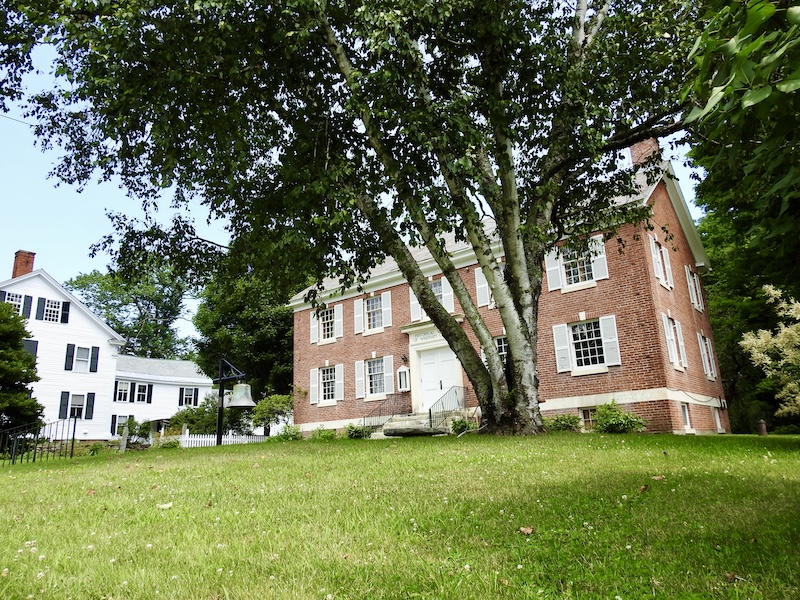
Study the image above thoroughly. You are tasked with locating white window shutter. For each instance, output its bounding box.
[355,360,365,399]
[334,364,344,401]
[309,368,319,404]
[707,338,717,378]
[310,312,318,344]
[685,266,698,306]
[382,291,392,327]
[475,268,490,307]
[441,277,454,312]
[662,314,677,365]
[661,246,674,288]
[334,304,343,338]
[384,355,394,394]
[695,274,705,310]
[410,287,421,321]
[649,235,663,281]
[354,299,364,334]
[552,324,572,373]
[590,235,609,281]
[544,249,562,291]
[697,332,711,376]
[599,315,621,366]
[675,320,687,367]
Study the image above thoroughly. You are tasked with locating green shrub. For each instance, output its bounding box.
[87,442,106,456]
[594,401,647,433]
[451,419,477,435]
[309,426,337,441]
[345,424,372,439]
[543,414,582,432]
[277,425,303,441]
[158,439,181,449]
[773,424,800,435]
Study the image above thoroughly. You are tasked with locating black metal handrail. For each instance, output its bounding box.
[428,386,465,429]
[0,418,78,466]
[362,394,411,431]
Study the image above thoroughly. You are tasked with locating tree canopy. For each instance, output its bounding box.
[64,263,193,359]
[1,0,698,432]
[0,302,43,431]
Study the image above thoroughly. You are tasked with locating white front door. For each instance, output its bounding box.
[417,346,461,413]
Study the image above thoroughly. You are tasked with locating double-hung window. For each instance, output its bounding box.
[43,299,62,322]
[65,344,99,372]
[5,292,23,315]
[355,356,395,399]
[310,305,343,344]
[354,292,392,334]
[553,315,621,375]
[409,278,454,321]
[697,332,718,380]
[59,392,95,420]
[649,235,674,289]
[309,364,344,405]
[662,314,687,369]
[74,347,91,373]
[685,266,704,311]
[115,381,130,403]
[544,235,609,293]
[179,387,199,407]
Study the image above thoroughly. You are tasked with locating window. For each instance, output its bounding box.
[116,381,130,403]
[662,314,687,369]
[685,266,704,311]
[70,395,85,419]
[43,299,62,322]
[309,365,344,405]
[354,292,392,334]
[697,332,718,380]
[544,235,608,292]
[310,304,343,344]
[553,315,621,374]
[474,267,495,308]
[59,392,95,420]
[495,336,509,365]
[366,358,385,395]
[320,366,336,402]
[581,408,596,431]
[136,385,149,403]
[409,278,454,321]
[74,347,91,373]
[65,345,99,372]
[681,403,692,431]
[34,297,69,323]
[5,292,23,315]
[649,235,674,289]
[397,366,410,392]
[116,415,129,435]
[355,356,395,399]
[179,387,199,407]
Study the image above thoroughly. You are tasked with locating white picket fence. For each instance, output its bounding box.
[179,432,269,448]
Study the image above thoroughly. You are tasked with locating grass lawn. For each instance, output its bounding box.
[1,433,798,599]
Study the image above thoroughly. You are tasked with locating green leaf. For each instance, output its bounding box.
[788,6,800,26]
[741,85,773,108]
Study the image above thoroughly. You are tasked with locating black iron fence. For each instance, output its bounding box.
[0,418,78,467]
[429,386,465,430]
[362,393,412,431]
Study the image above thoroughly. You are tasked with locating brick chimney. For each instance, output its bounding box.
[630,137,660,165]
[12,250,35,278]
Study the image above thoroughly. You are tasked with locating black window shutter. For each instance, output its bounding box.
[113,381,118,402]
[193,388,199,406]
[85,393,95,420]
[64,344,75,370]
[147,384,153,404]
[90,347,100,372]
[111,415,117,435]
[0,290,5,302]
[22,296,33,318]
[35,298,45,320]
[59,392,69,419]
[22,339,38,356]
[60,302,70,323]
[178,387,184,406]
[130,383,136,402]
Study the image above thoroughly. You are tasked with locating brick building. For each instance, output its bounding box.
[289,161,729,435]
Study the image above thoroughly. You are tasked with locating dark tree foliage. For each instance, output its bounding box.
[168,396,251,436]
[0,302,43,431]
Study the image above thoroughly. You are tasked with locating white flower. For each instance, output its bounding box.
[464,564,471,571]
[517,564,523,569]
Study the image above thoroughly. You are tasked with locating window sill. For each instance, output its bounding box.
[692,304,704,313]
[561,280,597,294]
[658,281,672,291]
[672,365,685,372]
[317,401,337,407]
[362,327,385,337]
[570,365,609,377]
[317,337,338,346]
[364,394,387,402]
